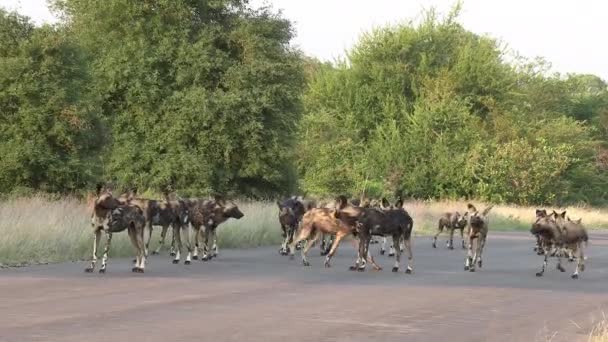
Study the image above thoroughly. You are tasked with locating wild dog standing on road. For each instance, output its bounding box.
[288,196,371,268]
[377,200,406,256]
[531,212,566,277]
[317,199,337,256]
[532,209,548,254]
[197,197,244,261]
[433,211,468,250]
[554,211,588,279]
[464,203,493,272]
[341,197,414,273]
[85,184,146,273]
[119,188,185,258]
[277,197,306,255]
[151,191,190,256]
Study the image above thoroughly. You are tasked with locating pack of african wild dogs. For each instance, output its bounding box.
[87,184,589,279]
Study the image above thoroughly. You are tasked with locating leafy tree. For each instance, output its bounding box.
[298,5,608,205]
[52,0,305,197]
[0,9,102,193]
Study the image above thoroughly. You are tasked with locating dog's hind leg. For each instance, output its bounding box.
[184,225,194,265]
[127,225,142,272]
[153,224,170,255]
[477,235,486,268]
[289,225,311,260]
[143,223,153,258]
[324,230,348,268]
[572,242,585,279]
[85,228,102,273]
[469,236,482,272]
[301,229,321,267]
[210,229,218,258]
[464,235,474,271]
[403,236,413,274]
[391,234,402,272]
[169,227,176,256]
[388,237,396,257]
[536,251,548,277]
[448,227,455,249]
[380,236,387,255]
[135,225,146,272]
[172,225,182,264]
[99,232,113,273]
[460,228,466,249]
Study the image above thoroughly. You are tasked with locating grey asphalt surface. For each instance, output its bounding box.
[1,231,608,342]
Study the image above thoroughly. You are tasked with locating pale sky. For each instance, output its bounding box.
[2,0,607,80]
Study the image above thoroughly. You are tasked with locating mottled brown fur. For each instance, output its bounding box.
[464,203,493,272]
[433,212,468,250]
[85,184,146,274]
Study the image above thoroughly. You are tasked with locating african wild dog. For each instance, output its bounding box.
[433,211,468,250]
[338,197,414,273]
[118,188,185,258]
[531,212,566,277]
[194,196,244,261]
[378,199,406,256]
[532,209,548,254]
[150,191,190,256]
[464,203,493,272]
[85,184,146,273]
[554,211,588,279]
[277,197,306,255]
[316,199,338,256]
[288,196,376,269]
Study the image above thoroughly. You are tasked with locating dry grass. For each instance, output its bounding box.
[0,195,607,266]
[589,315,608,342]
[403,199,608,235]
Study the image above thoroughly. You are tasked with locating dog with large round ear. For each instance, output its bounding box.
[381,198,391,209]
[536,209,547,219]
[95,182,104,198]
[335,195,349,210]
[394,197,404,209]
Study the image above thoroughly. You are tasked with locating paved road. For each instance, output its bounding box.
[1,232,608,342]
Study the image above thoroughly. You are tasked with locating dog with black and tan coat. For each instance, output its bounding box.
[86,184,147,274]
[463,203,493,272]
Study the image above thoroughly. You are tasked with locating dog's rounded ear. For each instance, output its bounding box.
[95,183,104,197]
[394,197,403,209]
[560,210,567,218]
[214,194,226,206]
[335,195,348,210]
[381,198,390,209]
[467,203,477,212]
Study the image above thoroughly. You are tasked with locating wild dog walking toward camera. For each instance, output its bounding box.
[433,212,468,250]
[554,211,588,279]
[531,212,567,277]
[277,197,306,255]
[464,203,493,272]
[85,184,147,273]
[339,197,414,273]
[532,209,548,254]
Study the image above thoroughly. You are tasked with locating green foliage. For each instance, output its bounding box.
[298,6,608,205]
[0,3,605,205]
[0,10,103,193]
[49,0,305,197]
